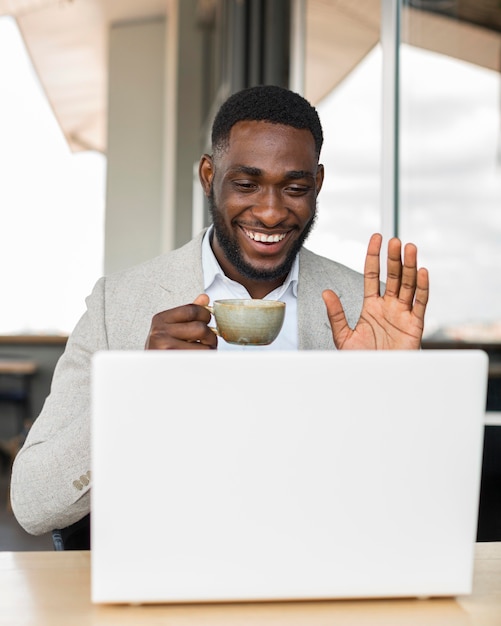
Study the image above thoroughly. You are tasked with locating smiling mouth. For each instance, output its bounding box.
[243,228,287,243]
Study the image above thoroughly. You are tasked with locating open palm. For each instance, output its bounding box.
[322,234,429,350]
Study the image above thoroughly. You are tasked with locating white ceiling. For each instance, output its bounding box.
[0,0,169,152]
[0,0,383,154]
[305,0,379,104]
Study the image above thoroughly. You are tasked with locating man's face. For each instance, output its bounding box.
[199,121,324,292]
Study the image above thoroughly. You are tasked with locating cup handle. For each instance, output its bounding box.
[204,305,219,336]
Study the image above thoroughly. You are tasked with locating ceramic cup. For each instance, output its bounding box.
[205,299,286,346]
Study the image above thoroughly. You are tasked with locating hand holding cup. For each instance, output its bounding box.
[206,299,285,346]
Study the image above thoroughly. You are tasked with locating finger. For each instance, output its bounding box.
[322,289,352,349]
[384,237,403,298]
[398,243,418,308]
[412,267,429,323]
[146,300,215,350]
[163,321,216,343]
[147,321,217,349]
[148,336,216,350]
[364,233,382,299]
[154,302,211,325]
[179,296,215,346]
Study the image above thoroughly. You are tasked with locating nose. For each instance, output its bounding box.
[251,188,288,227]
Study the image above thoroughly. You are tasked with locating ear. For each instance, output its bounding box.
[199,154,214,196]
[315,163,325,196]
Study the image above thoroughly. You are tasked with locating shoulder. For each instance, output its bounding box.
[81,232,206,348]
[103,231,205,290]
[84,231,205,325]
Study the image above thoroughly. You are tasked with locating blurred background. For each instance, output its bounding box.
[0,0,500,547]
[0,0,500,338]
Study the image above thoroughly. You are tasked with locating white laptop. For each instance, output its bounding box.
[90,350,488,604]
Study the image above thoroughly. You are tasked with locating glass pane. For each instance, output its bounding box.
[400,1,501,341]
[304,0,382,273]
[0,17,105,335]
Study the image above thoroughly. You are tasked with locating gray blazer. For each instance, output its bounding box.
[10,231,365,535]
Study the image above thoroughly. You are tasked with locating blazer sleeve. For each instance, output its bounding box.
[10,277,109,536]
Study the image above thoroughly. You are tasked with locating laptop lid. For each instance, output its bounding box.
[91,350,488,604]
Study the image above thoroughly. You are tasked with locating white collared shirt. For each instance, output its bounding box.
[202,228,298,350]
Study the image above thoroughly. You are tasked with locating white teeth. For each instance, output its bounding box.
[244,229,286,243]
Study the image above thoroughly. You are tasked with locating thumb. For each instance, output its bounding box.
[322,289,351,348]
[193,293,210,306]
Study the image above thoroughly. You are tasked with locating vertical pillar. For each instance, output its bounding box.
[381,0,401,240]
[104,18,166,274]
[289,0,306,95]
[162,0,204,251]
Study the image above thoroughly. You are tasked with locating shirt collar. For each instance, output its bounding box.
[202,226,299,297]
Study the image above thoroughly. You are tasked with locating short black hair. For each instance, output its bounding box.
[211,85,323,158]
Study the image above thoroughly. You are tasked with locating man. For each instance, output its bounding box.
[11,85,428,536]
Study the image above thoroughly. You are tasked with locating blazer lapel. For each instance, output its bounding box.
[297,248,335,350]
[155,230,206,303]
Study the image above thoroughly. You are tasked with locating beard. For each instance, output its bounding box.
[208,188,317,283]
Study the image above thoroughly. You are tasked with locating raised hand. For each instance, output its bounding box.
[322,233,429,350]
[145,294,217,350]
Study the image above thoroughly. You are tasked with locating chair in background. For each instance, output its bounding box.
[0,357,38,512]
[477,425,501,542]
[0,358,38,435]
[52,513,91,550]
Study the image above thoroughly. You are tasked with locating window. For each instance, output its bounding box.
[0,17,105,335]
[304,0,501,341]
[304,0,382,272]
[400,2,501,340]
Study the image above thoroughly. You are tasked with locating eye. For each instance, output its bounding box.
[233,180,257,191]
[285,185,310,196]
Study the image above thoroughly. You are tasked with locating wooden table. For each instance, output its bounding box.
[0,543,500,625]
